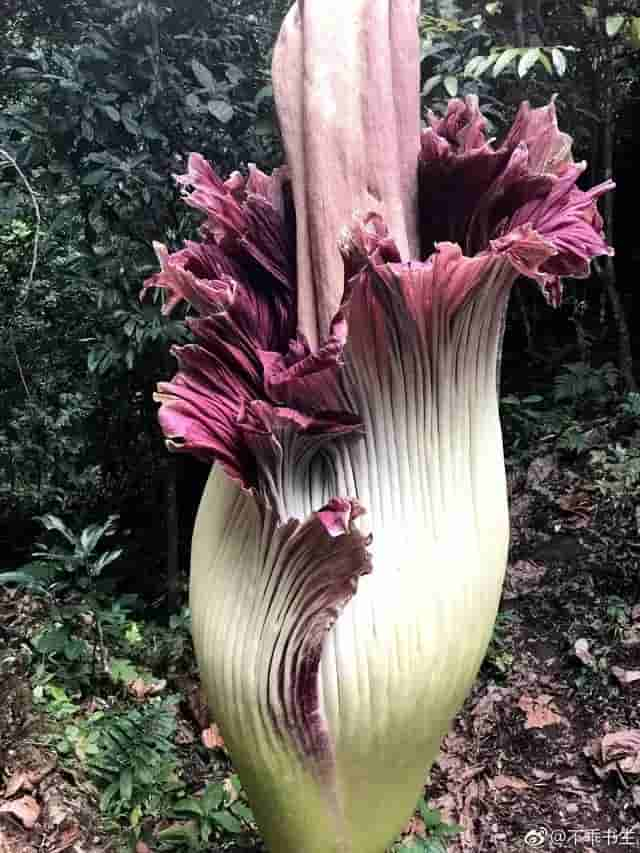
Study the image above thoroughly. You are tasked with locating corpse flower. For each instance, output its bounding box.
[143,2,613,851]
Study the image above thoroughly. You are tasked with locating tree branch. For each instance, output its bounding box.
[0,148,42,398]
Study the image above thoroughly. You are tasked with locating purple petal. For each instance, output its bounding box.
[418,98,614,302]
[427,94,489,152]
[177,154,295,291]
[502,99,573,174]
[237,400,363,513]
[258,311,351,413]
[341,215,557,349]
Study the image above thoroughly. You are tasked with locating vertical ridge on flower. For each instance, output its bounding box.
[191,467,371,853]
[144,4,614,850]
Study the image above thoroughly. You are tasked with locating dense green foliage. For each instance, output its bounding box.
[0,0,288,584]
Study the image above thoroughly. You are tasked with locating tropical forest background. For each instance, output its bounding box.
[1,1,640,851]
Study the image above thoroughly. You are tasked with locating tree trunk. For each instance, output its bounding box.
[600,261,637,391]
[598,71,636,391]
[165,456,180,613]
[592,0,636,392]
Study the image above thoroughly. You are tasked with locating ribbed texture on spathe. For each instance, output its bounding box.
[189,270,511,853]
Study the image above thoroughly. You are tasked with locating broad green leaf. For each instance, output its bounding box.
[9,67,41,81]
[81,169,109,186]
[492,48,519,76]
[101,104,120,122]
[202,783,224,813]
[80,524,102,554]
[63,637,86,661]
[0,571,47,593]
[518,47,540,77]
[211,810,243,834]
[605,15,625,37]
[422,74,442,95]
[38,514,75,544]
[92,549,122,574]
[185,92,201,112]
[443,75,458,97]
[81,119,94,141]
[419,803,442,829]
[254,84,273,105]
[631,17,640,48]
[537,51,553,74]
[463,56,483,76]
[207,100,234,123]
[191,58,216,92]
[230,801,254,824]
[109,657,140,684]
[440,822,463,835]
[474,53,499,77]
[225,64,244,85]
[88,348,106,373]
[100,780,120,812]
[157,824,199,845]
[422,840,447,853]
[119,768,133,802]
[551,48,567,76]
[173,797,204,817]
[121,115,140,135]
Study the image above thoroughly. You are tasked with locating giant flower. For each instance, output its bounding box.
[143,2,613,851]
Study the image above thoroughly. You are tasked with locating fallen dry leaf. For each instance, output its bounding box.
[518,694,563,729]
[128,677,167,700]
[3,757,56,798]
[201,723,225,750]
[4,773,31,799]
[459,765,485,784]
[601,730,640,774]
[587,729,640,778]
[526,454,556,490]
[556,492,592,526]
[611,666,640,685]
[431,792,457,825]
[491,774,530,791]
[622,628,640,646]
[404,815,426,836]
[532,768,555,782]
[135,842,151,853]
[185,682,209,729]
[175,718,196,745]
[49,824,81,853]
[504,560,547,599]
[557,774,591,793]
[574,638,595,667]
[0,795,40,829]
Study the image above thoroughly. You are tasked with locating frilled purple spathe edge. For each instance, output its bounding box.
[418,96,614,305]
[142,98,613,494]
[142,157,360,494]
